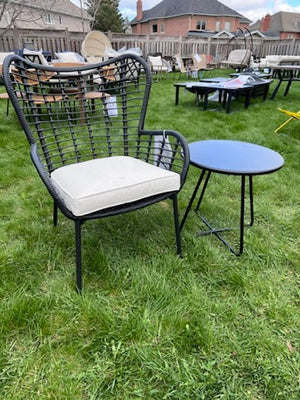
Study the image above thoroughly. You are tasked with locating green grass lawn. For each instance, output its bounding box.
[0,69,299,399]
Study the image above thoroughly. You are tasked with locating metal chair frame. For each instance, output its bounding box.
[3,53,190,292]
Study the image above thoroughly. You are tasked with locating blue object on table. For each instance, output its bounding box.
[180,140,284,255]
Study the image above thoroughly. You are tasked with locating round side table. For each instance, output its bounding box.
[180,140,284,255]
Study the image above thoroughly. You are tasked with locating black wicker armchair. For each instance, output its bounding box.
[3,53,190,292]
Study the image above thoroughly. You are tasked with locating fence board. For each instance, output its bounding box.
[0,29,299,60]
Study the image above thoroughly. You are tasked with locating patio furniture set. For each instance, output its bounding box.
[1,49,286,291]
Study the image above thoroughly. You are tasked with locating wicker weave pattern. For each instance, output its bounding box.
[5,55,188,179]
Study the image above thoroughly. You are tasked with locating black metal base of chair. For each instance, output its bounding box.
[73,193,182,294]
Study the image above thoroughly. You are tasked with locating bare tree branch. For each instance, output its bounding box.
[86,0,102,28]
[0,0,62,36]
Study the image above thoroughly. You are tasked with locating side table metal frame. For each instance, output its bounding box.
[180,169,254,256]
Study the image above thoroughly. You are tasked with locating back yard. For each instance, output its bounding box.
[0,69,299,399]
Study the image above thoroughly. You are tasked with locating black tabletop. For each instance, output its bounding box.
[189,140,284,175]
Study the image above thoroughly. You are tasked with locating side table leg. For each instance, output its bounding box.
[180,169,207,231]
[249,176,254,226]
[195,171,211,211]
[183,171,254,256]
[238,175,246,255]
[236,175,255,255]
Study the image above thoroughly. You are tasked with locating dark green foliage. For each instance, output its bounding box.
[88,0,124,32]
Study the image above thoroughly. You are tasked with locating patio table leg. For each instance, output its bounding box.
[175,85,180,105]
[270,70,283,100]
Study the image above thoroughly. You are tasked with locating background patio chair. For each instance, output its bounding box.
[173,54,198,79]
[274,108,300,133]
[221,49,251,71]
[192,53,213,77]
[3,53,190,292]
[81,30,112,63]
[147,55,170,81]
[0,52,14,113]
[22,48,50,65]
[207,54,221,69]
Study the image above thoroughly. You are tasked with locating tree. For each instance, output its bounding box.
[87,0,124,33]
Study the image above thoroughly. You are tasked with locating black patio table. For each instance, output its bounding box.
[174,78,272,113]
[269,64,300,100]
[180,140,284,255]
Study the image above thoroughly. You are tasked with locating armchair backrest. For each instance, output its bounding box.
[192,53,207,69]
[148,55,163,68]
[3,53,151,174]
[227,49,251,65]
[174,54,186,73]
[81,30,112,63]
[22,49,49,65]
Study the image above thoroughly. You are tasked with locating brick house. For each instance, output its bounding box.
[131,0,251,36]
[250,12,300,40]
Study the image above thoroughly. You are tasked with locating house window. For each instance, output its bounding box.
[45,13,55,24]
[196,20,206,30]
[225,21,231,31]
[160,23,165,33]
[59,16,63,25]
[215,21,220,31]
[152,24,158,33]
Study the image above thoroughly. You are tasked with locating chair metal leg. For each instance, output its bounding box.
[172,194,182,256]
[75,220,82,293]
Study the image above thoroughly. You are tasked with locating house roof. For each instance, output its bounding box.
[250,11,300,33]
[131,0,251,25]
[13,0,90,20]
[246,30,266,38]
[271,11,300,33]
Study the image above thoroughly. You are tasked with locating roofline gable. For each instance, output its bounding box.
[131,0,251,25]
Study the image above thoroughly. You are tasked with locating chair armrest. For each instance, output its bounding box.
[138,129,190,187]
[30,143,74,218]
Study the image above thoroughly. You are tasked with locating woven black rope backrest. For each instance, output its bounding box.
[3,54,151,173]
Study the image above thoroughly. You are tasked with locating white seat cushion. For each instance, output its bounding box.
[55,51,85,63]
[51,156,180,216]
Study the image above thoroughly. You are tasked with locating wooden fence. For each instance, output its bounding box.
[0,29,299,60]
